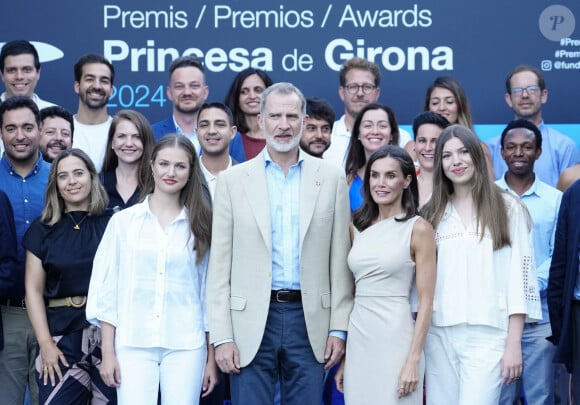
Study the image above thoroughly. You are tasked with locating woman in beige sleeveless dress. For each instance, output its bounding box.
[335,145,436,404]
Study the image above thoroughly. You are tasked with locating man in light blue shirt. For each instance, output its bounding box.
[488,65,579,187]
[496,119,562,405]
[0,96,50,405]
[207,82,353,405]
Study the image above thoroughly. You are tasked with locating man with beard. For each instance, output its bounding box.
[39,106,73,162]
[0,97,51,405]
[487,65,579,187]
[207,82,353,405]
[71,54,115,172]
[323,57,412,167]
[300,98,334,159]
[152,56,209,154]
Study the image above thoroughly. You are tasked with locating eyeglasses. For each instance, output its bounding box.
[343,83,376,95]
[510,85,541,96]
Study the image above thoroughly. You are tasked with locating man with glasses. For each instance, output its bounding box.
[152,56,208,154]
[488,64,579,186]
[323,57,412,167]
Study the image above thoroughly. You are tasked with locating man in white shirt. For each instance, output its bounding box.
[324,57,411,167]
[71,54,114,172]
[0,40,56,110]
[196,102,237,201]
[0,40,57,157]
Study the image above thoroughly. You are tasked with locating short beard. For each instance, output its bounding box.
[265,130,302,153]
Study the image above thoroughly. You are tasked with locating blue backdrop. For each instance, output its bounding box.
[3,0,579,144]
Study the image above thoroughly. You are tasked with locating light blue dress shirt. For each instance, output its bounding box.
[263,148,346,341]
[496,175,562,323]
[0,153,50,299]
[488,121,580,187]
[264,148,303,291]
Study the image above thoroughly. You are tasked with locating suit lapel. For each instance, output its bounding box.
[243,155,272,253]
[299,155,322,249]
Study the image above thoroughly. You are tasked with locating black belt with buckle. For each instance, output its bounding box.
[271,290,302,303]
[0,298,26,308]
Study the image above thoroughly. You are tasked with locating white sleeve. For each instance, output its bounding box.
[86,214,121,327]
[506,197,542,322]
[198,249,210,332]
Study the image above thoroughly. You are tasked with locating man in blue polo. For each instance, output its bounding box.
[0,96,51,405]
[488,65,579,187]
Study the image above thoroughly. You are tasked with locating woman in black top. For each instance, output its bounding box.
[100,110,155,210]
[24,148,116,404]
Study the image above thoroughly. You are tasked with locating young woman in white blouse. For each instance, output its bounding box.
[420,125,541,404]
[87,134,216,404]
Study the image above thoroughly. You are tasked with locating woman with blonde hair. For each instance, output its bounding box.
[24,148,115,404]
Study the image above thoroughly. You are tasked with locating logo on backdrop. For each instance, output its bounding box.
[538,5,579,71]
[0,41,64,64]
[539,5,575,41]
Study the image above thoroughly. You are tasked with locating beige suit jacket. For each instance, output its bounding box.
[206,151,353,367]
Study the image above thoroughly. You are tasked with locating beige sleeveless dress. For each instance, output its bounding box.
[344,215,424,404]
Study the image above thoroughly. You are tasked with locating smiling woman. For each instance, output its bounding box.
[87,135,216,405]
[22,149,115,404]
[335,145,436,404]
[420,125,541,404]
[345,103,400,212]
[99,110,155,210]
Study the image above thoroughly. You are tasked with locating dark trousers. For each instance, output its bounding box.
[572,303,580,404]
[230,301,324,405]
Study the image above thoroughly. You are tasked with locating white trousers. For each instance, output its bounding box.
[425,324,506,405]
[116,345,207,405]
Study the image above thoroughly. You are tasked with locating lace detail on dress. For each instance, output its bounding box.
[435,229,491,243]
[522,254,540,302]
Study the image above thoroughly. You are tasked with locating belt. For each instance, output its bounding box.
[271,290,301,303]
[47,296,87,308]
[0,298,26,308]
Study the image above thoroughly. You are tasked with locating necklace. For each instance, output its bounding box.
[68,213,88,230]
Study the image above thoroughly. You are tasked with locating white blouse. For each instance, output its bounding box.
[432,194,542,331]
[86,197,208,350]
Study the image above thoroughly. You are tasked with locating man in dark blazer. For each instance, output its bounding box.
[152,56,208,149]
[548,179,580,404]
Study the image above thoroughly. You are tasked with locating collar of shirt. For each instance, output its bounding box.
[497,175,549,200]
[137,194,188,224]
[331,114,350,138]
[0,92,41,104]
[262,146,305,169]
[172,115,202,156]
[172,115,196,137]
[199,156,232,182]
[0,153,45,178]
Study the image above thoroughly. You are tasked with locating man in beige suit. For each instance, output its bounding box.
[207,82,353,404]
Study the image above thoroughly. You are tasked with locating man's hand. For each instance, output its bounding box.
[323,336,345,370]
[214,342,241,374]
